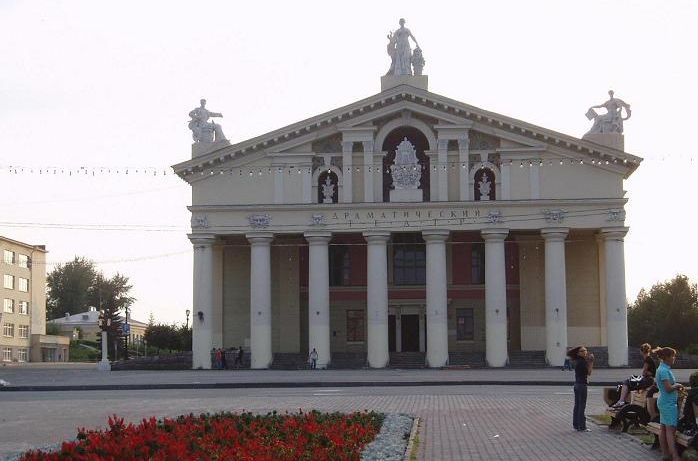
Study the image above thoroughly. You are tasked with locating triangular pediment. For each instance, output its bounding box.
[173,84,642,181]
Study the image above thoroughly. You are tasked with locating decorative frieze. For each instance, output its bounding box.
[310,214,326,226]
[191,215,209,229]
[606,209,625,222]
[248,213,272,228]
[487,210,503,224]
[543,209,567,224]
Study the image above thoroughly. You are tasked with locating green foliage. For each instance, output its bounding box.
[69,340,100,362]
[144,323,191,352]
[628,275,698,349]
[46,257,98,319]
[45,322,61,335]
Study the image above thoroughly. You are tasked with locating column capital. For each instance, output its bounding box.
[342,140,353,152]
[422,229,450,242]
[480,229,509,241]
[540,228,569,241]
[246,233,274,245]
[599,227,629,241]
[189,234,216,247]
[437,138,449,150]
[304,231,332,243]
[363,231,391,244]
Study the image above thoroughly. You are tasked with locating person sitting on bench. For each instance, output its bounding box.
[611,343,656,408]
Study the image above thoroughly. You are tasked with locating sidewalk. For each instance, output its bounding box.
[1,365,696,391]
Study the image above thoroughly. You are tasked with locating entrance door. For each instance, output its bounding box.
[388,315,396,352]
[400,314,420,352]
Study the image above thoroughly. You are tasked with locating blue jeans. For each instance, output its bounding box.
[573,383,588,429]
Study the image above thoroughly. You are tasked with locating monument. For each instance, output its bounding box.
[189,98,230,156]
[381,18,428,91]
[389,137,423,202]
[582,90,631,150]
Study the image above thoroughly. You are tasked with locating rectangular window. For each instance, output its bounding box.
[3,250,14,265]
[346,310,365,342]
[17,348,28,362]
[471,244,485,285]
[3,274,14,289]
[329,245,352,287]
[18,301,29,314]
[18,325,29,339]
[456,308,474,341]
[393,233,426,285]
[17,254,29,268]
[3,323,15,338]
[2,348,12,362]
[3,299,14,313]
[18,278,28,292]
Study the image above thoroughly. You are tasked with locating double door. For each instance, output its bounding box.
[388,307,425,352]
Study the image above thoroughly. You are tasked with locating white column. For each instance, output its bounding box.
[363,231,390,368]
[481,229,509,367]
[362,140,374,202]
[501,161,511,200]
[305,231,332,368]
[601,227,629,366]
[423,230,449,367]
[342,141,353,203]
[191,235,216,369]
[541,228,569,367]
[458,134,470,201]
[419,312,426,352]
[247,233,273,369]
[437,139,448,201]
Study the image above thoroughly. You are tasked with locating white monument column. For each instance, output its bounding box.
[423,230,450,368]
[363,231,390,368]
[481,229,509,367]
[458,134,470,201]
[601,227,629,366]
[342,141,353,203]
[541,228,569,367]
[191,235,216,369]
[247,233,273,369]
[437,138,448,201]
[305,231,332,368]
[363,140,375,202]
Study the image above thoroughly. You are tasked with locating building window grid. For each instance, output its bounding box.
[3,323,15,338]
[393,234,426,286]
[18,301,29,315]
[456,308,475,341]
[2,348,12,362]
[18,325,29,339]
[17,254,29,268]
[17,348,28,362]
[3,274,14,289]
[18,277,28,292]
[3,299,14,313]
[329,246,351,287]
[346,309,365,343]
[3,250,15,265]
[471,244,485,285]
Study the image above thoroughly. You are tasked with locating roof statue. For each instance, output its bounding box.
[188,98,227,143]
[385,18,424,76]
[585,90,631,135]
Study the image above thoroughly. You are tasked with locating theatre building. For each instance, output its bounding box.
[173,54,641,370]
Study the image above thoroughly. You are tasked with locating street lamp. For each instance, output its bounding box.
[185,309,191,329]
[97,309,111,372]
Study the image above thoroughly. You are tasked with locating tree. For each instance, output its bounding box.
[46,257,98,319]
[144,323,191,352]
[628,275,698,350]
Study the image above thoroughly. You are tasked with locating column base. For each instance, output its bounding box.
[97,360,111,372]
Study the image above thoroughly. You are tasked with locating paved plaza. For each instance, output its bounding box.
[2,366,692,460]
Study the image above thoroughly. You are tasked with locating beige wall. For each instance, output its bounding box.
[566,232,602,346]
[518,237,546,351]
[222,245,250,348]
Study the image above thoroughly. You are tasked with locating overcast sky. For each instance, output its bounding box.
[1,1,696,324]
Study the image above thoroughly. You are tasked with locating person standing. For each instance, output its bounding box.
[220,348,227,370]
[568,345,594,431]
[234,346,244,368]
[309,348,318,370]
[654,347,684,461]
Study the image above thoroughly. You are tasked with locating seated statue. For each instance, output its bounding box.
[188,99,226,143]
[585,90,631,135]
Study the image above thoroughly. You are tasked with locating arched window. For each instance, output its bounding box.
[382,127,430,202]
[474,168,496,201]
[318,171,339,203]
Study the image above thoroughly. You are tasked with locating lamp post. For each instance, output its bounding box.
[185,309,191,329]
[97,310,111,372]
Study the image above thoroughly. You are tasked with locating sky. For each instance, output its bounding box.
[1,1,696,324]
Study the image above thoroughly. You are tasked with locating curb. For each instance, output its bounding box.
[0,381,620,392]
[403,417,420,461]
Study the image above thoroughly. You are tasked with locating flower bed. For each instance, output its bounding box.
[18,411,383,461]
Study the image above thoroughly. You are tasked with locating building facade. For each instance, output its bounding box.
[173,69,641,370]
[48,307,148,347]
[1,236,68,362]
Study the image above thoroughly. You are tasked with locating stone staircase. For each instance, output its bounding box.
[448,351,486,368]
[389,352,426,369]
[329,352,366,369]
[270,353,308,370]
[508,350,546,368]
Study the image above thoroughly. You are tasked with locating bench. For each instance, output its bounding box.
[604,387,651,432]
[646,390,696,450]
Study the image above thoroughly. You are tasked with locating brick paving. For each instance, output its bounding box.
[0,386,660,461]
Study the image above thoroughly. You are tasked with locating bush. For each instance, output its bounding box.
[683,344,698,356]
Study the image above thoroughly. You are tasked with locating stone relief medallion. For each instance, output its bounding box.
[310,214,326,226]
[247,213,271,228]
[487,210,503,224]
[543,209,567,224]
[390,137,421,190]
[606,209,625,222]
[191,215,209,229]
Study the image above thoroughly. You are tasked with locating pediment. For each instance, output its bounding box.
[173,84,642,181]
